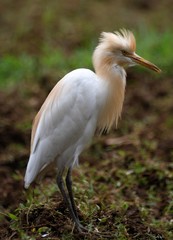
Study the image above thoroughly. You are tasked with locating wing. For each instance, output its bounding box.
[24,69,101,188]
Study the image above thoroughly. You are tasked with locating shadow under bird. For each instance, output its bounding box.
[24,29,161,233]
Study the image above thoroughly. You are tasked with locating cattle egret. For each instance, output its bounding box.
[24,29,161,233]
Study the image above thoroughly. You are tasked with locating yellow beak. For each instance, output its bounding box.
[126,53,161,73]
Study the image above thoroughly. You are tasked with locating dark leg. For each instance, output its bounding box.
[56,169,87,233]
[66,167,79,219]
[57,169,113,238]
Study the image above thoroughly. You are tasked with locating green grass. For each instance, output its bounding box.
[0,28,172,89]
[0,55,37,88]
[135,29,173,75]
[8,151,173,239]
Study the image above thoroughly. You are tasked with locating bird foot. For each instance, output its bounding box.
[75,222,89,233]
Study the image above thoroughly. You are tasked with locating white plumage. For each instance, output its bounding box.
[24,69,108,187]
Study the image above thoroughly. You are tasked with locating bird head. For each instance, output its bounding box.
[93,29,161,73]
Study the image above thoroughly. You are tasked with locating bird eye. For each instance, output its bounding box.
[122,50,128,55]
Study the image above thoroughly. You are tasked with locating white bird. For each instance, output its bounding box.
[24,29,161,233]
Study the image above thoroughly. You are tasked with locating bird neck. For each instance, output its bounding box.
[93,55,126,132]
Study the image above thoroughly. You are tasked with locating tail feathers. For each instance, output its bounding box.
[24,181,30,189]
[24,152,56,189]
[24,153,41,189]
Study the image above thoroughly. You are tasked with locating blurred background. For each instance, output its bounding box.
[0,0,173,239]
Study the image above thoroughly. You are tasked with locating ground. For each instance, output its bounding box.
[0,1,173,239]
[0,71,173,239]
